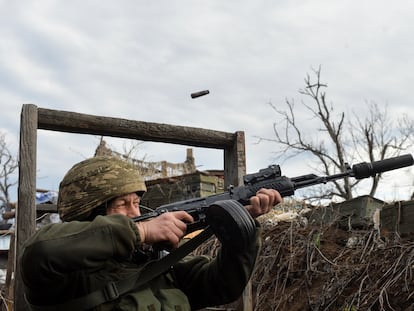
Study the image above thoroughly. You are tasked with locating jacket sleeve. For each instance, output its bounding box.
[171,221,262,310]
[20,214,141,290]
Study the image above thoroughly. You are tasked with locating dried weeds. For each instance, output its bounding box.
[194,214,414,311]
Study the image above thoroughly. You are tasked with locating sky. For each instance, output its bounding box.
[1,0,413,202]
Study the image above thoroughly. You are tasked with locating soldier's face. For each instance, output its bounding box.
[106,192,141,218]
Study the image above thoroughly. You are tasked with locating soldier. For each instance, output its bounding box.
[20,156,282,310]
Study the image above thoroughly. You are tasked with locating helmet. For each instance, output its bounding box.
[57,156,147,221]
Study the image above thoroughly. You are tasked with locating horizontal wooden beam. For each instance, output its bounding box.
[37,108,236,149]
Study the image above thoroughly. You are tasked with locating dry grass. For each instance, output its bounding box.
[193,209,414,311]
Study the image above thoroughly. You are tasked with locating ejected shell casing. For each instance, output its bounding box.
[191,90,210,98]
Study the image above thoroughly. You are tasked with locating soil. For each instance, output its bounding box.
[195,212,414,311]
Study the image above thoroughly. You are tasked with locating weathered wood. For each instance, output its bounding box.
[36,203,57,213]
[223,131,250,311]
[37,108,236,149]
[242,281,253,311]
[381,200,414,234]
[224,131,246,188]
[15,104,38,311]
[306,195,386,231]
[4,232,15,311]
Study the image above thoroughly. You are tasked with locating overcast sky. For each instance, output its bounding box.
[1,0,413,202]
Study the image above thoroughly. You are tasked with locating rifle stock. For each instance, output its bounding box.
[133,154,414,233]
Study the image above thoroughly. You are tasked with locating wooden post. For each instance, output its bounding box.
[224,131,246,187]
[14,104,38,310]
[224,131,252,311]
[3,231,15,311]
[241,282,253,311]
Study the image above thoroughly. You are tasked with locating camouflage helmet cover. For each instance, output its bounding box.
[57,156,147,221]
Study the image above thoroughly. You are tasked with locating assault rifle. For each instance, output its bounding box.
[133,154,414,236]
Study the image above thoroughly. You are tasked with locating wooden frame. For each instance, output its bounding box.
[14,104,246,310]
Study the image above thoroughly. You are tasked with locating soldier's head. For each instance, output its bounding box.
[57,156,147,221]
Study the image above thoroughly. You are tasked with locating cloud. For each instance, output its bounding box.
[1,0,413,202]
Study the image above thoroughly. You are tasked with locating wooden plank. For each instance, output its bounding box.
[36,203,57,213]
[224,131,246,188]
[14,104,38,310]
[224,131,251,311]
[399,201,414,234]
[37,108,236,149]
[380,204,397,231]
[4,232,15,311]
[381,201,414,234]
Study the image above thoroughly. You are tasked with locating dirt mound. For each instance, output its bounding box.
[195,215,414,311]
[255,220,414,311]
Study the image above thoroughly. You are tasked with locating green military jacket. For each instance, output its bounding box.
[20,214,262,311]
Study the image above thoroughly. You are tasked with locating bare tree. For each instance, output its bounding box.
[0,132,18,206]
[258,66,414,201]
[349,102,413,196]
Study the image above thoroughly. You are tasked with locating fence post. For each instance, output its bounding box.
[14,104,38,311]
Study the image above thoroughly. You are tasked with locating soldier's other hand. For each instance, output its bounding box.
[136,211,194,249]
[245,188,282,218]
